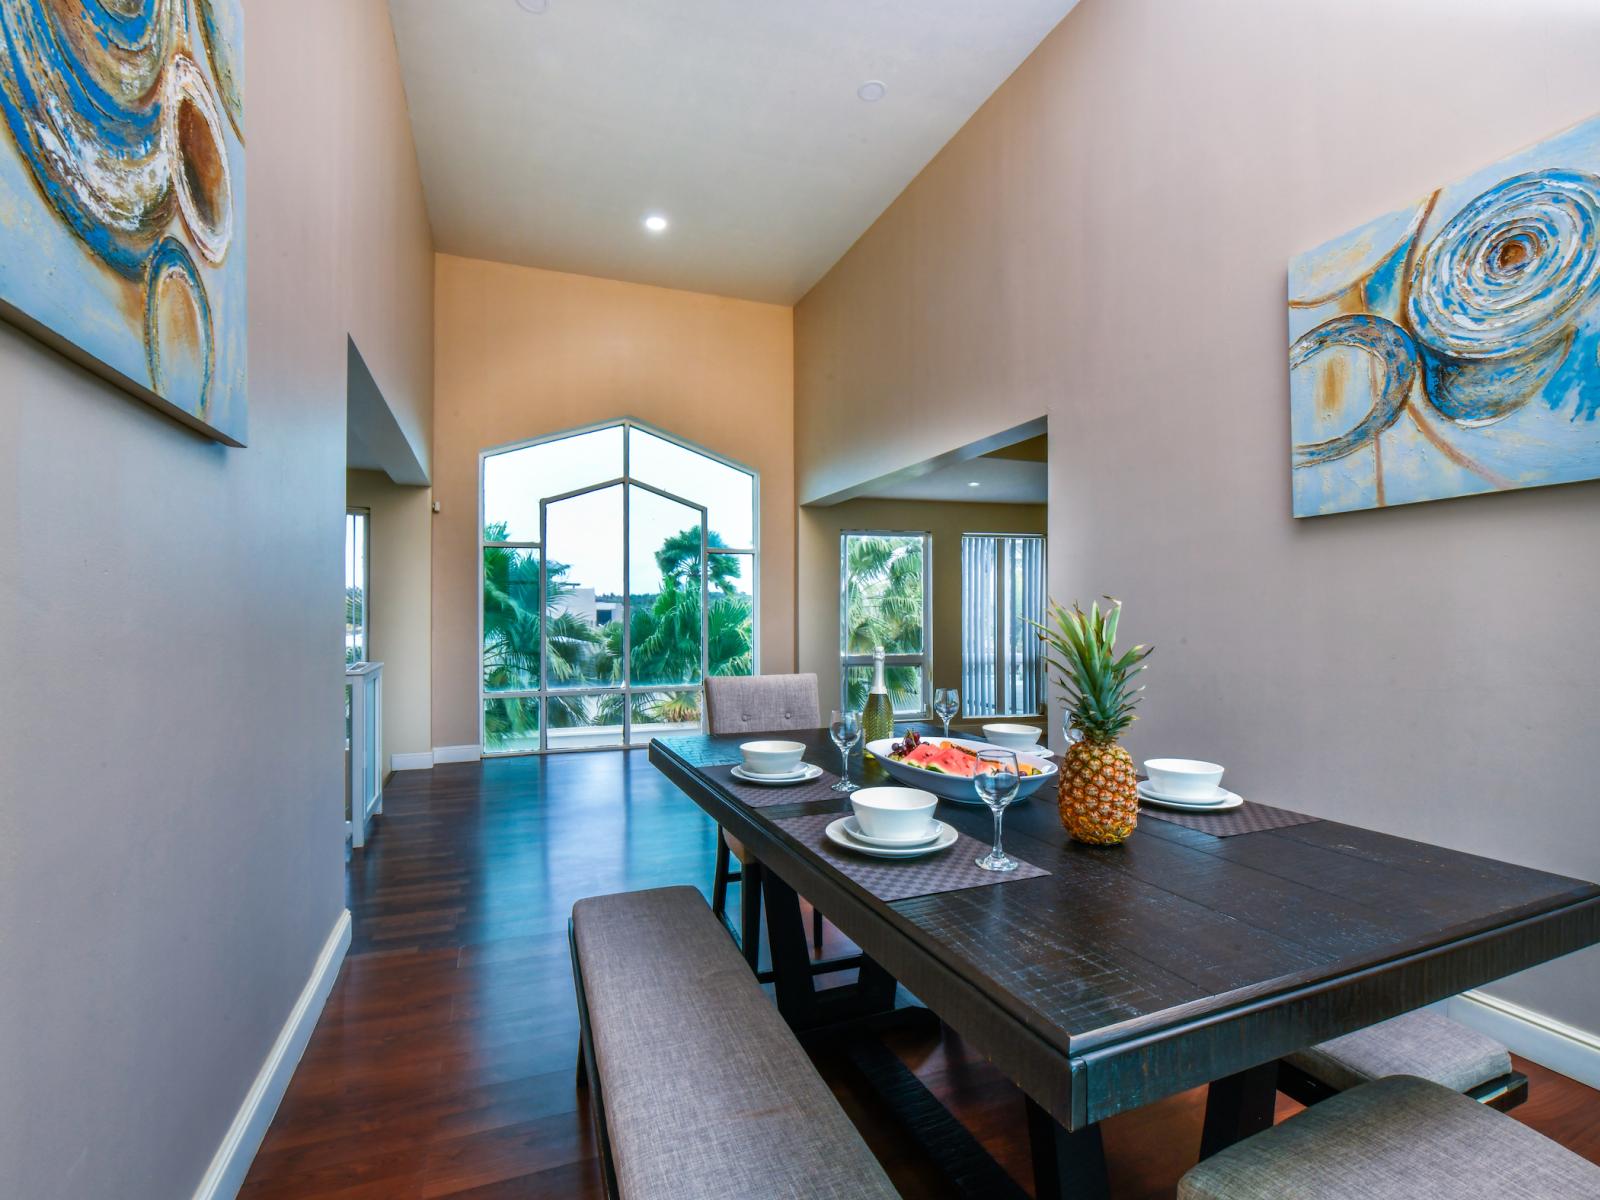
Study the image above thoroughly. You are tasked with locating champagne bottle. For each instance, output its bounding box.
[861,645,895,745]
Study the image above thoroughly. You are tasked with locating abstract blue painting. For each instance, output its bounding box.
[0,0,246,445]
[1288,114,1600,516]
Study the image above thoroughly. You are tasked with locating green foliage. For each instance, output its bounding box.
[842,536,925,712]
[345,585,364,665]
[1036,598,1151,745]
[481,518,752,748]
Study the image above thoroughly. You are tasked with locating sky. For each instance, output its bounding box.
[483,424,755,595]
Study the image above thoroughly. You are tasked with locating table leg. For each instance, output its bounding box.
[1026,1096,1108,1200]
[1199,1061,1279,1160]
[762,869,896,1030]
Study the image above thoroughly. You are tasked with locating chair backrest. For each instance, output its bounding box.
[703,674,821,735]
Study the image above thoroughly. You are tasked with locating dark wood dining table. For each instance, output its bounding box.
[650,726,1600,1199]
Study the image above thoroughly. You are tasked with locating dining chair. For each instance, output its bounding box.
[1277,1009,1527,1111]
[703,673,824,969]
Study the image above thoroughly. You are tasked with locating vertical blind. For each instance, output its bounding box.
[962,534,1046,718]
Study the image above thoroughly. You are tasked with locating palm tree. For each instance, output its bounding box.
[481,519,757,747]
[482,521,602,746]
[654,527,742,594]
[843,535,924,710]
[344,585,364,665]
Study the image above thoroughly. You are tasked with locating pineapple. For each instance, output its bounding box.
[1037,598,1152,845]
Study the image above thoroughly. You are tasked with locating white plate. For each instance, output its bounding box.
[865,736,1056,804]
[730,763,824,786]
[1137,782,1244,811]
[1132,780,1228,809]
[825,817,959,859]
[841,814,941,848]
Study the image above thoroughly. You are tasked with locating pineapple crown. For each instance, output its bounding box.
[1034,597,1152,745]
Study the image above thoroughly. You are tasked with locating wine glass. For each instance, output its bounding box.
[829,709,861,793]
[973,748,1020,872]
[933,687,960,739]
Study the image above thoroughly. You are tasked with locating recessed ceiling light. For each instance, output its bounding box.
[968,480,981,488]
[643,213,669,234]
[857,80,888,103]
[515,0,549,12]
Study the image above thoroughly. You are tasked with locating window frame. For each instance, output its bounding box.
[961,532,1047,720]
[345,507,370,666]
[478,418,760,755]
[838,529,933,718]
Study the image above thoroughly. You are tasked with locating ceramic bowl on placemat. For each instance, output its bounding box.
[730,763,824,786]
[849,786,937,842]
[981,723,1043,752]
[825,816,959,859]
[1136,780,1243,811]
[740,740,806,776]
[1143,758,1224,798]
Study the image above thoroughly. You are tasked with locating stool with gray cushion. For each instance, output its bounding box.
[571,886,900,1200]
[704,673,824,967]
[1178,1074,1600,1199]
[1279,1008,1528,1111]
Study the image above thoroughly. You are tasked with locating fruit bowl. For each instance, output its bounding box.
[865,734,1057,804]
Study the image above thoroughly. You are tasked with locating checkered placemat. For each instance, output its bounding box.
[705,763,848,808]
[1139,800,1320,838]
[773,811,1049,902]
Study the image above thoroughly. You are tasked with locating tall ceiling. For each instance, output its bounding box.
[388,0,1078,304]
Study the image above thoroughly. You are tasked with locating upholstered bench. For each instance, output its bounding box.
[1179,1074,1600,1199]
[1279,1009,1527,1111]
[570,885,899,1200]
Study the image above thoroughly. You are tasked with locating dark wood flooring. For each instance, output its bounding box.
[241,751,1600,1198]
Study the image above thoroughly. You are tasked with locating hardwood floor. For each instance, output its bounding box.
[242,751,1600,1198]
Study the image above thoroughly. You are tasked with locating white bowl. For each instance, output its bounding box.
[982,723,1043,752]
[739,739,806,776]
[1143,758,1224,798]
[866,736,1057,804]
[849,787,939,843]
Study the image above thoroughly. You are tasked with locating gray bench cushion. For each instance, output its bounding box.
[704,673,821,734]
[1286,1009,1512,1093]
[573,886,898,1200]
[1179,1075,1600,1199]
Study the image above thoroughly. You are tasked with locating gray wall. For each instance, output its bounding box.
[796,0,1600,1034]
[0,3,434,1196]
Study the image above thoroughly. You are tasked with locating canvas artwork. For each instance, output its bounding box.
[0,0,246,445]
[1288,114,1600,516]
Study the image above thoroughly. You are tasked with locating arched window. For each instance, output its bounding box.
[479,420,758,753]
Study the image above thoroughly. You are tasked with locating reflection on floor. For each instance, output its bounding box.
[240,751,1600,1198]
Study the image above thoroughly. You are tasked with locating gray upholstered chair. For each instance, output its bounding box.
[703,673,824,970]
[1278,1009,1527,1111]
[1178,1074,1600,1199]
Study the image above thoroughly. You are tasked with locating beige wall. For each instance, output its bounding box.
[342,0,436,477]
[799,499,1046,721]
[347,471,434,768]
[795,0,1600,1037]
[431,255,795,750]
[0,3,434,1196]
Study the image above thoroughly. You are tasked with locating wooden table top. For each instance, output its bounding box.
[650,728,1600,1129]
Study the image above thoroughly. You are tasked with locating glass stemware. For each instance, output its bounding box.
[829,709,861,793]
[933,687,960,739]
[973,748,1020,872]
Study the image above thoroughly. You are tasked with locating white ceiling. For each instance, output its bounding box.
[862,455,1047,505]
[388,0,1078,303]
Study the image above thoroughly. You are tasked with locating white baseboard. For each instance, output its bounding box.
[1444,989,1600,1091]
[390,750,434,771]
[190,909,352,1200]
[431,744,482,764]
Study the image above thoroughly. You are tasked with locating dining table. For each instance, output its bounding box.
[649,726,1600,1199]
